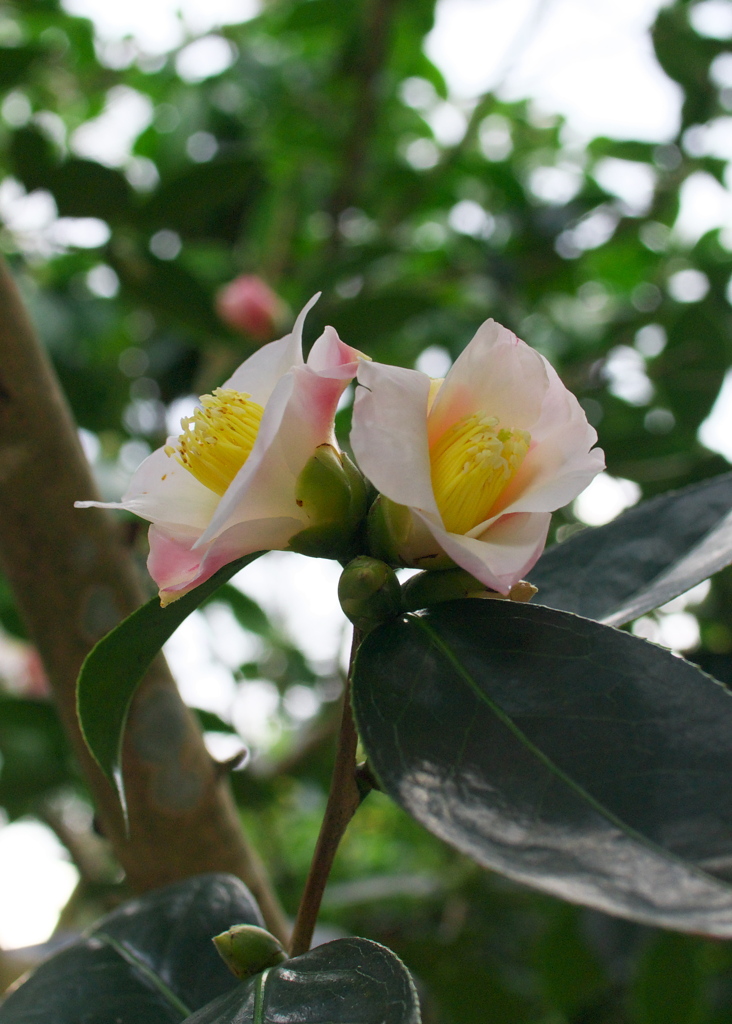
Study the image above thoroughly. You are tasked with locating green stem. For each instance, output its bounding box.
[289,627,369,956]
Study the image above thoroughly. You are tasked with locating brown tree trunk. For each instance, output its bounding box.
[0,258,288,943]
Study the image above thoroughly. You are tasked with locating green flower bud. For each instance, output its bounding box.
[402,568,538,611]
[338,556,402,632]
[288,444,367,560]
[402,567,491,611]
[213,924,288,980]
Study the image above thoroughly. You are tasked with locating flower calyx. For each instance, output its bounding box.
[288,444,367,561]
[366,494,455,571]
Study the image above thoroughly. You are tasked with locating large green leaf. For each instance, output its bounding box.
[76,553,263,799]
[353,599,732,936]
[528,472,732,625]
[0,874,263,1022]
[182,937,421,1024]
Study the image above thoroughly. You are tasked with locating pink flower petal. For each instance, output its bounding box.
[307,325,363,378]
[427,320,551,444]
[149,516,302,603]
[350,315,603,587]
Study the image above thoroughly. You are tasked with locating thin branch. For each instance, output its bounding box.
[289,627,372,956]
[38,800,115,887]
[0,258,289,944]
[327,0,402,226]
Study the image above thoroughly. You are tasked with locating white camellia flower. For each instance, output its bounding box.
[350,318,605,594]
[77,296,363,605]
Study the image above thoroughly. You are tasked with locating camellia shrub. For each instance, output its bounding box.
[5,303,732,1022]
[3,0,732,1019]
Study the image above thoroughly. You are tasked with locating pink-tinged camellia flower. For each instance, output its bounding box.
[76,296,362,605]
[350,318,605,594]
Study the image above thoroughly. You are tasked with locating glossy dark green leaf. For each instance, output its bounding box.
[76,553,263,800]
[353,599,732,936]
[182,937,421,1024]
[0,873,263,1023]
[528,472,732,625]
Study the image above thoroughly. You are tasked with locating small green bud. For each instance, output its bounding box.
[338,556,402,632]
[401,568,538,611]
[213,924,288,980]
[401,568,491,611]
[288,445,367,560]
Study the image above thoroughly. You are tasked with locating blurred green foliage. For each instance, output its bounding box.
[0,0,732,1019]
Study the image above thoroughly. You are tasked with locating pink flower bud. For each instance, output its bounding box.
[216,275,283,340]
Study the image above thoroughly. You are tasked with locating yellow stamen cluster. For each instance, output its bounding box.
[430,413,530,534]
[165,388,264,496]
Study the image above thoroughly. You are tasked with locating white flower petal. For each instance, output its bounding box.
[351,361,439,518]
[499,445,606,516]
[75,445,218,531]
[350,315,603,587]
[77,292,363,602]
[223,293,320,404]
[196,357,354,545]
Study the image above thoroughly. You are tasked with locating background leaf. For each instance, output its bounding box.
[201,583,273,638]
[51,159,133,222]
[528,472,732,624]
[76,552,263,798]
[0,696,72,819]
[629,931,706,1024]
[353,599,732,936]
[182,937,421,1024]
[0,873,263,1023]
